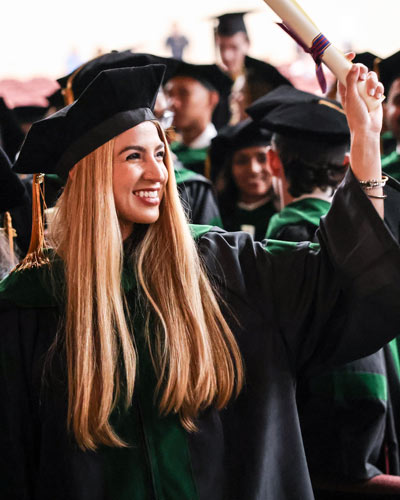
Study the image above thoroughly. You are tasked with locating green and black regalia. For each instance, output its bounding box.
[382,149,400,182]
[2,172,400,500]
[296,177,400,499]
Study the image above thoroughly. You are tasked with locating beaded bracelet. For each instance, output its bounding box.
[358,176,388,190]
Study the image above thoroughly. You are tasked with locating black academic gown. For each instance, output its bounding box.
[175,166,222,227]
[2,171,400,500]
[297,176,400,499]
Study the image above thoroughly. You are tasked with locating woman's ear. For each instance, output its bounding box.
[267,148,284,178]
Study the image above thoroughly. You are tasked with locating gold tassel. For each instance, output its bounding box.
[15,173,50,271]
[4,211,16,259]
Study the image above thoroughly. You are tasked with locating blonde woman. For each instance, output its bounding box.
[0,63,399,500]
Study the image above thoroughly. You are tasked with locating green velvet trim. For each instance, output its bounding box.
[266,198,331,239]
[309,372,388,401]
[207,215,223,228]
[388,338,400,382]
[103,292,199,499]
[188,224,214,240]
[171,142,208,165]
[382,151,400,182]
[263,239,320,255]
[174,167,204,185]
[45,173,64,187]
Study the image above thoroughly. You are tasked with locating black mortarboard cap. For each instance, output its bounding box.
[353,52,381,73]
[209,118,271,172]
[0,147,27,212]
[379,51,400,93]
[14,65,166,178]
[57,50,180,103]
[214,12,249,36]
[165,61,233,96]
[246,85,349,144]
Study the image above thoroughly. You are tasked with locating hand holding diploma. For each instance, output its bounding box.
[262,0,385,111]
[340,54,385,218]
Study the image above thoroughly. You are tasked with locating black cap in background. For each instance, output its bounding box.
[14,65,166,178]
[214,12,251,36]
[165,61,233,96]
[379,51,400,94]
[247,85,349,144]
[57,50,180,104]
[353,52,381,73]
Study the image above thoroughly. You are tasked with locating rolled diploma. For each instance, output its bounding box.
[262,0,383,110]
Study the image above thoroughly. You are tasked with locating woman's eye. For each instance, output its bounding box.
[156,150,165,160]
[126,152,141,161]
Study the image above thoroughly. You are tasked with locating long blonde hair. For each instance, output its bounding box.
[51,122,243,450]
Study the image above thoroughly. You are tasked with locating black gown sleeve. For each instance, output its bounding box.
[273,222,319,243]
[199,169,400,377]
[0,303,59,499]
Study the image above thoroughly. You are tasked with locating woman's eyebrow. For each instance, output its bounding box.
[118,145,145,155]
[118,143,165,155]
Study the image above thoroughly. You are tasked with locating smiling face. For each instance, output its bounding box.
[231,145,273,204]
[113,121,168,239]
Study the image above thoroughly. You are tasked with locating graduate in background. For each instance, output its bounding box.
[380,51,400,181]
[212,11,292,126]
[248,82,400,499]
[56,51,222,227]
[0,147,27,278]
[164,61,233,176]
[247,85,349,242]
[209,118,276,240]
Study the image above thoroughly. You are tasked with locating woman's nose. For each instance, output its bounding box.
[143,157,167,183]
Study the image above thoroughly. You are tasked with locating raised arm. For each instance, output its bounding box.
[339,58,385,217]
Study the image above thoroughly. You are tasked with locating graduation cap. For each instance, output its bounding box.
[246,85,349,144]
[214,12,250,36]
[209,118,271,175]
[165,61,233,96]
[0,146,26,212]
[57,50,180,104]
[379,51,400,93]
[14,64,166,179]
[353,52,381,73]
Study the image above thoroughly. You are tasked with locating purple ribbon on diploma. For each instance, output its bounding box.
[278,22,331,93]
